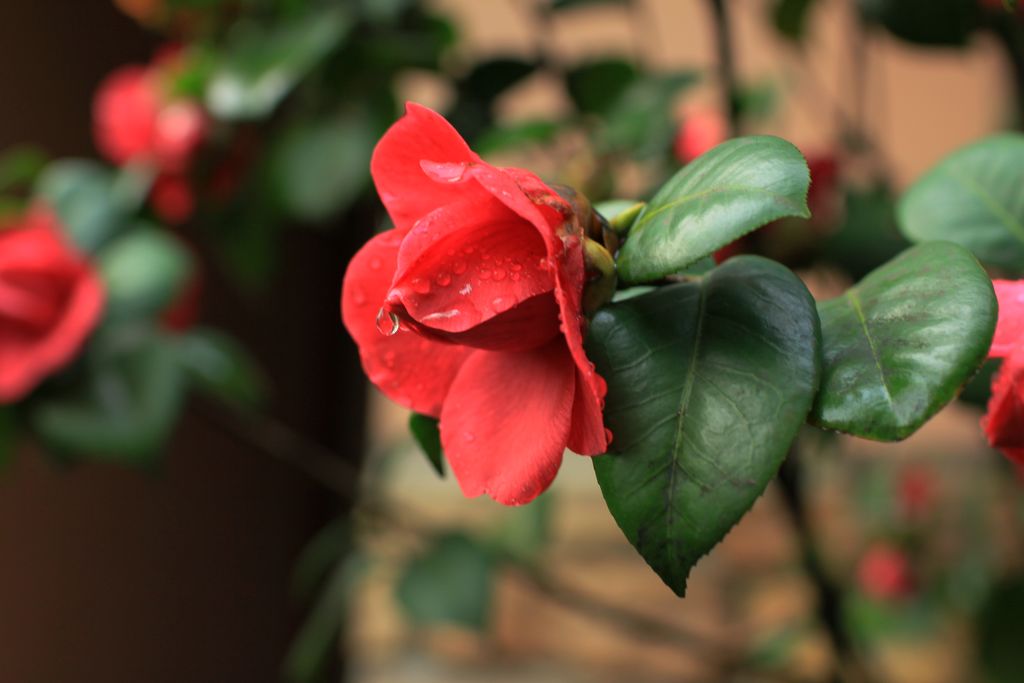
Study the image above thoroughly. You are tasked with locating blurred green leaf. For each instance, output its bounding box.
[977,580,1024,683]
[460,58,537,103]
[772,0,819,42]
[898,133,1024,273]
[588,258,821,595]
[474,120,562,155]
[617,136,810,283]
[567,59,637,115]
[856,0,979,46]
[552,0,630,9]
[284,552,366,683]
[810,243,996,440]
[600,72,699,158]
[99,228,194,322]
[291,518,352,601]
[823,185,909,280]
[35,160,149,252]
[491,492,553,563]
[396,533,494,630]
[31,330,187,464]
[272,114,375,222]
[409,413,444,477]
[0,145,48,193]
[176,328,268,408]
[207,6,352,120]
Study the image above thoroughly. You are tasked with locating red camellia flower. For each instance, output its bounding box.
[857,543,915,601]
[982,280,1024,466]
[0,208,105,403]
[341,103,609,505]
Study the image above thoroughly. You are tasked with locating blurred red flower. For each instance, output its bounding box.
[93,65,205,173]
[857,543,915,601]
[673,108,727,165]
[341,103,608,505]
[983,280,1024,466]
[0,209,105,403]
[150,173,196,226]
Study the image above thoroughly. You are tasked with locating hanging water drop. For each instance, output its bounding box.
[376,308,400,336]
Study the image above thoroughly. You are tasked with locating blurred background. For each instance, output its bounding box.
[0,1,1022,682]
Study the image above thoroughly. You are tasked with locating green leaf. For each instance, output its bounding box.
[272,114,375,222]
[977,579,1024,683]
[1005,0,1018,12]
[175,329,268,408]
[617,136,810,283]
[587,256,821,595]
[567,59,637,115]
[30,331,187,464]
[898,133,1024,272]
[810,242,996,440]
[459,58,537,103]
[772,0,818,42]
[409,412,444,477]
[98,228,194,322]
[599,72,699,158]
[396,533,494,630]
[823,185,909,280]
[206,6,352,120]
[35,160,149,252]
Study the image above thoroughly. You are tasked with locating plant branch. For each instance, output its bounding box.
[776,456,872,683]
[988,16,1024,130]
[708,0,741,136]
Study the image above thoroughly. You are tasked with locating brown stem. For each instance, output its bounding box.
[708,0,741,136]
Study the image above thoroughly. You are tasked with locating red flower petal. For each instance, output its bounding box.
[341,229,471,417]
[93,66,160,166]
[982,348,1024,457]
[385,197,555,343]
[370,103,483,234]
[990,280,1024,359]
[440,341,576,505]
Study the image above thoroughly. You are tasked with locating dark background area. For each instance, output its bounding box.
[0,4,365,681]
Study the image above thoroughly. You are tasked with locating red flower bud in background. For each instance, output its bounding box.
[983,280,1024,467]
[897,465,934,520]
[0,208,105,403]
[857,543,915,601]
[342,103,608,505]
[673,107,727,165]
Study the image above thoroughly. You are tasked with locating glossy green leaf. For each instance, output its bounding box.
[175,329,268,408]
[98,228,194,322]
[273,114,375,222]
[206,7,352,120]
[396,533,494,630]
[810,242,996,440]
[898,133,1024,272]
[567,59,637,114]
[409,412,444,477]
[617,136,810,283]
[30,331,187,464]
[35,160,149,252]
[588,256,821,595]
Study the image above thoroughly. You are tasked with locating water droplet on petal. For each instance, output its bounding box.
[383,351,396,368]
[463,431,476,443]
[510,262,523,272]
[435,272,452,287]
[492,268,507,281]
[510,272,521,281]
[411,278,431,295]
[376,308,400,336]
[478,268,492,281]
[452,259,468,275]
